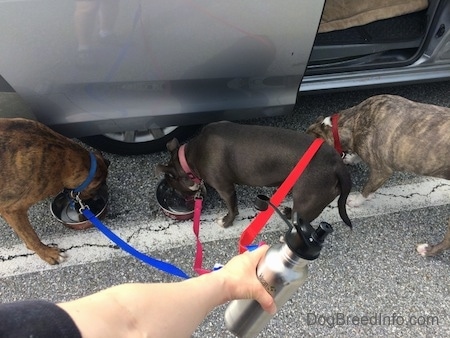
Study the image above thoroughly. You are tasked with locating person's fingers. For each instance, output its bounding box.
[244,245,276,314]
[245,244,270,262]
[254,287,277,315]
[220,244,275,307]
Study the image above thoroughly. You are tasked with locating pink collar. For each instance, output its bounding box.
[178,144,202,184]
[331,113,344,156]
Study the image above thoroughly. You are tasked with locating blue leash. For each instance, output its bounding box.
[81,207,190,279]
[68,154,190,279]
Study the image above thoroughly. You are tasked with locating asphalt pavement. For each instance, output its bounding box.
[0,81,450,337]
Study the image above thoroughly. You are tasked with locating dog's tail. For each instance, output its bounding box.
[336,163,353,228]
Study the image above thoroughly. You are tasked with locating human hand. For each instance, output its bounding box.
[216,245,276,315]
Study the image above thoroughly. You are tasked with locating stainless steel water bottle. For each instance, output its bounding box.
[224,195,333,338]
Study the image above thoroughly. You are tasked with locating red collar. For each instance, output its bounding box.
[331,113,344,156]
[178,144,202,184]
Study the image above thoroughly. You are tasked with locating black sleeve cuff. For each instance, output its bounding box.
[0,300,82,338]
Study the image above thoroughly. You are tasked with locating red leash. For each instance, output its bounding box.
[178,144,210,274]
[191,137,324,273]
[238,138,324,253]
[192,193,211,275]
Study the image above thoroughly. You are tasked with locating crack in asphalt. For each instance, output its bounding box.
[1,181,447,265]
[0,252,35,262]
[376,183,449,199]
[0,243,120,262]
[60,243,119,253]
[125,222,172,242]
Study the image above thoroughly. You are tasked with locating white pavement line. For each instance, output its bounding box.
[0,178,448,278]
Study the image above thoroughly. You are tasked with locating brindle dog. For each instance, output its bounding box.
[306,94,450,257]
[0,118,109,264]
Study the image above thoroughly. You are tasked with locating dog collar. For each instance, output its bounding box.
[178,144,202,184]
[72,152,97,193]
[331,114,344,156]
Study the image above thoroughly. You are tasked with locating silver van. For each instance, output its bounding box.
[0,0,449,154]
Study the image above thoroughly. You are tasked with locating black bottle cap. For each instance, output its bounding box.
[285,214,333,260]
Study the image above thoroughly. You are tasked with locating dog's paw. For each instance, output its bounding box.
[416,243,429,257]
[58,251,68,263]
[38,245,67,265]
[347,194,367,207]
[218,215,233,228]
[416,243,443,257]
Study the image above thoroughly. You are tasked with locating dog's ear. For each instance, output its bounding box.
[320,116,332,128]
[315,116,324,123]
[155,164,175,176]
[306,117,322,132]
[166,138,179,152]
[101,157,111,168]
[306,116,330,138]
[93,151,110,168]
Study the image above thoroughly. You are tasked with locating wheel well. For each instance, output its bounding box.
[80,125,201,155]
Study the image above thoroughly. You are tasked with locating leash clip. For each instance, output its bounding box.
[194,189,203,200]
[69,191,90,213]
[194,181,205,200]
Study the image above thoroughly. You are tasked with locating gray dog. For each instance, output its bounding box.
[156,121,352,229]
[306,94,450,257]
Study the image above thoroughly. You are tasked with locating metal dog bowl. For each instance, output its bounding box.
[155,178,198,221]
[50,184,108,230]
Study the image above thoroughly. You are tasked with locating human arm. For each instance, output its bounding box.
[57,244,276,338]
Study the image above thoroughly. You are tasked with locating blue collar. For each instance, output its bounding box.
[73,152,97,193]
